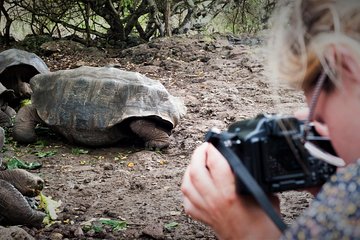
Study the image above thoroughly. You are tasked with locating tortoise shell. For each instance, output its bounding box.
[30,66,186,145]
[0,48,49,105]
[0,48,49,82]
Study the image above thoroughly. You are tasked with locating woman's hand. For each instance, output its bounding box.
[181,143,281,240]
[294,108,329,196]
[294,108,329,137]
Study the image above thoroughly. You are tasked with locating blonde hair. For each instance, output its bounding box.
[267,0,360,92]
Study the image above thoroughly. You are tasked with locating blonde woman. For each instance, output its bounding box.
[181,0,360,239]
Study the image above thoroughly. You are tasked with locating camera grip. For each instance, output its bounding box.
[206,131,287,232]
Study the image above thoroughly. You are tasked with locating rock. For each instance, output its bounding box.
[0,226,35,240]
[40,40,85,55]
[49,232,63,240]
[141,223,164,239]
[103,163,114,171]
[73,227,84,237]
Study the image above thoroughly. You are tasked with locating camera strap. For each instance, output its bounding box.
[216,140,288,232]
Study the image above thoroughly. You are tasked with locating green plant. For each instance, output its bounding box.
[164,221,179,231]
[34,150,57,158]
[71,148,89,155]
[5,157,42,170]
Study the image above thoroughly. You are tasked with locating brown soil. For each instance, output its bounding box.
[3,34,313,239]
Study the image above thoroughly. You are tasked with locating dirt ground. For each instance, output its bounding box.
[2,33,314,239]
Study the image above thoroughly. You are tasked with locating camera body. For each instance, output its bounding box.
[205,114,337,194]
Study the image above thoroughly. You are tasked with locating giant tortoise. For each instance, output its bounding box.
[0,127,45,227]
[13,66,186,149]
[0,48,49,107]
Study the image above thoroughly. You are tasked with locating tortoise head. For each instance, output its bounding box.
[17,169,44,197]
[17,81,33,98]
[0,169,44,197]
[0,65,37,99]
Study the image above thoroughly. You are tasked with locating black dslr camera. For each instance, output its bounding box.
[205,114,337,194]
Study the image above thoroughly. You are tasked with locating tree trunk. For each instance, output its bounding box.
[173,0,229,34]
[84,0,125,41]
[84,2,91,46]
[147,0,165,37]
[0,0,12,45]
[164,0,172,36]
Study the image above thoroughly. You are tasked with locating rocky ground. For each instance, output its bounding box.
[1,33,313,239]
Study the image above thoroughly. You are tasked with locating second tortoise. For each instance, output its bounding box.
[0,48,49,108]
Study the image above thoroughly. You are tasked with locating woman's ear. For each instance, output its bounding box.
[326,44,360,83]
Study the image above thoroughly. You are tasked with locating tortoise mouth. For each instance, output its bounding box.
[28,188,42,197]
[27,179,44,197]
[37,179,44,191]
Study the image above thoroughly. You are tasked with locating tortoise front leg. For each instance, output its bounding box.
[13,104,42,143]
[4,105,16,117]
[0,180,45,227]
[129,119,170,149]
[0,110,12,127]
[0,102,16,127]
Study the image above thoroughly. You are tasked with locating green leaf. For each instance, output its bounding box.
[71,148,89,155]
[164,222,179,231]
[81,218,127,233]
[35,150,57,158]
[93,224,103,233]
[38,192,62,223]
[99,219,127,231]
[20,99,32,107]
[35,140,48,148]
[6,157,42,170]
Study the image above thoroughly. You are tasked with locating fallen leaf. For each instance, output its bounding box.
[164,222,179,231]
[5,157,42,170]
[38,192,62,224]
